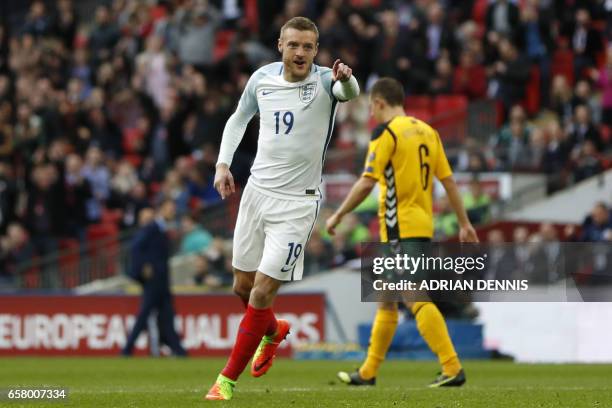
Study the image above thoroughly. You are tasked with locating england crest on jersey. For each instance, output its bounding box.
[299,82,317,103]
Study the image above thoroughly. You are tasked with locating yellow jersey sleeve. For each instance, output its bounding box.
[434,131,453,180]
[362,123,396,181]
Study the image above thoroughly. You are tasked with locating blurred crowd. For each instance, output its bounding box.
[0,0,611,286]
[484,201,612,247]
[483,201,612,284]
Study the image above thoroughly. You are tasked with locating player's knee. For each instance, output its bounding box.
[249,285,274,307]
[232,280,252,300]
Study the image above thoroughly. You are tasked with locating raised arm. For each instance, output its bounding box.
[331,59,360,102]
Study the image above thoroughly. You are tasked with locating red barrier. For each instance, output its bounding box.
[0,293,325,356]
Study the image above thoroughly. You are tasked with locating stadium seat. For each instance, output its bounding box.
[101,208,122,225]
[58,239,80,288]
[22,259,41,289]
[431,95,468,142]
[86,223,119,248]
[405,95,432,112]
[406,108,433,122]
[86,223,120,281]
[433,95,468,114]
[522,66,541,116]
[552,49,574,85]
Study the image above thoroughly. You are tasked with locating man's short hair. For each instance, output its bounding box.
[370,77,405,107]
[280,16,319,40]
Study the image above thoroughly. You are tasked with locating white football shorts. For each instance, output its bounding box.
[232,183,320,281]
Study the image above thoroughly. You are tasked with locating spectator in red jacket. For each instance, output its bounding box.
[453,50,487,99]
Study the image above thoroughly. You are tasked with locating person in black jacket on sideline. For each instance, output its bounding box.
[122,199,187,356]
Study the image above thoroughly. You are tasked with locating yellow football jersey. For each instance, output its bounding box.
[362,116,452,242]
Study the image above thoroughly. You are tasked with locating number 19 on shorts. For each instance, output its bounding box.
[281,242,302,273]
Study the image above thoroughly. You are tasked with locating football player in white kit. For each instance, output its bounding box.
[205,17,360,400]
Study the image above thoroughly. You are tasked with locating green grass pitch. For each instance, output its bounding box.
[1,358,611,407]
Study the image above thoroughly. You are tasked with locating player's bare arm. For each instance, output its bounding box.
[326,175,376,235]
[439,176,479,243]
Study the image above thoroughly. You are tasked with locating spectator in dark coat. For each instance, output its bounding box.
[0,223,34,284]
[22,1,53,38]
[542,120,570,175]
[122,199,187,356]
[570,8,603,80]
[486,0,520,40]
[580,202,612,242]
[492,38,530,112]
[86,108,123,159]
[24,164,63,256]
[430,56,454,95]
[420,3,458,65]
[567,105,604,154]
[54,0,78,49]
[120,181,150,230]
[372,10,415,91]
[88,5,121,66]
[519,4,554,105]
[0,162,17,235]
[572,140,603,183]
[62,154,92,239]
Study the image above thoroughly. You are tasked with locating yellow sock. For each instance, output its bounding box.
[411,302,461,377]
[359,308,399,380]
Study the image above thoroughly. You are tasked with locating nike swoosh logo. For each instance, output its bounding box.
[280,265,294,273]
[262,90,275,95]
[254,357,272,372]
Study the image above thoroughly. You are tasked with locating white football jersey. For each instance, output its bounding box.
[236,62,340,201]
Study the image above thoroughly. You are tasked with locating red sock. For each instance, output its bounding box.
[239,296,277,336]
[265,314,278,337]
[221,305,274,381]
